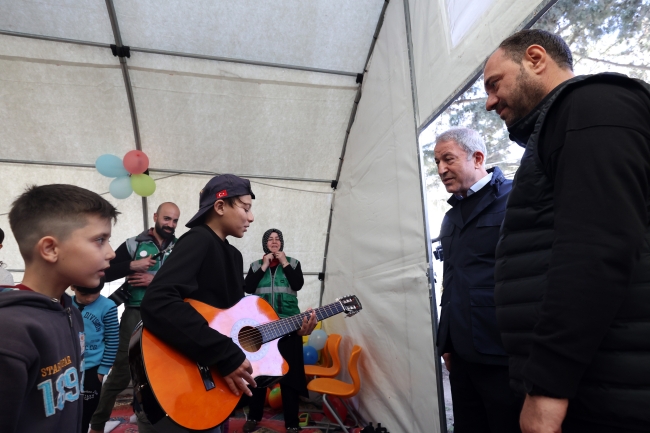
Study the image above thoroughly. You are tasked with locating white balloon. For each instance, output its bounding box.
[307,329,328,350]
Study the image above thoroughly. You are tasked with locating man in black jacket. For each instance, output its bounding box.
[434,128,517,433]
[484,29,650,432]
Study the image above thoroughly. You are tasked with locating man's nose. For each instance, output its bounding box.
[486,93,498,111]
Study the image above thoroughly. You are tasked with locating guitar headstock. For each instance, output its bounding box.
[337,295,362,317]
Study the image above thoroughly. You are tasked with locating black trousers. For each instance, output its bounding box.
[247,334,306,428]
[448,351,521,433]
[82,366,103,433]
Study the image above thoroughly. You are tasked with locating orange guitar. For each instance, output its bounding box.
[129,294,362,430]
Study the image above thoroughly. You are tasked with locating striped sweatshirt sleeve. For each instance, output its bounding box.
[98,303,119,375]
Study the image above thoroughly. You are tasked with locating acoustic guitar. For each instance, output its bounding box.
[129,294,362,430]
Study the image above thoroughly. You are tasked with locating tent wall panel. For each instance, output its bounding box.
[127,53,357,179]
[411,0,548,128]
[323,0,439,431]
[0,164,144,276]
[0,35,135,163]
[113,0,384,73]
[0,0,114,44]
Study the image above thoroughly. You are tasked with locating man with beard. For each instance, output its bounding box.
[90,202,180,433]
[484,29,650,432]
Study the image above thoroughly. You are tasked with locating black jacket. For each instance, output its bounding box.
[437,166,512,365]
[495,74,650,430]
[140,224,246,376]
[0,289,84,433]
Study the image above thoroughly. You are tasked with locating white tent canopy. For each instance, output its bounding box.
[0,0,551,431]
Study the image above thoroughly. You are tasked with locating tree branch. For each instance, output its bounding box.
[583,56,650,71]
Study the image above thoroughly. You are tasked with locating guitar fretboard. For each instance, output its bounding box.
[257,301,344,343]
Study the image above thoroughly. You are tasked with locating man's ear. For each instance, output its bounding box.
[153,213,158,223]
[37,236,59,264]
[525,45,548,74]
[473,151,486,168]
[213,200,225,216]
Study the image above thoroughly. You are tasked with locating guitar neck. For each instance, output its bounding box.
[257,301,344,344]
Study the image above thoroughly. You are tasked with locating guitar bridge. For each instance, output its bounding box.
[197,363,215,391]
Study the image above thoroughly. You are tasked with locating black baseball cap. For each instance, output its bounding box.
[186,174,255,228]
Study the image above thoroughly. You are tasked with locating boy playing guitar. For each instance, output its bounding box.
[137,174,317,432]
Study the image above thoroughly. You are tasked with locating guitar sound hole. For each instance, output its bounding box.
[238,326,262,352]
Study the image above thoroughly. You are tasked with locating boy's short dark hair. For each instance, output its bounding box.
[9,184,119,263]
[499,29,573,71]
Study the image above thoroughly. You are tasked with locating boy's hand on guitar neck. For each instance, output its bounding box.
[224,358,256,397]
[296,309,318,336]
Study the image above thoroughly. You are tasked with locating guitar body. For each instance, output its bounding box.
[132,296,289,430]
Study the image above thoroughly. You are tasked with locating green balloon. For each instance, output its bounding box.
[131,174,156,197]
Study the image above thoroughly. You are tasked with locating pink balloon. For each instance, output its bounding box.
[123,150,149,174]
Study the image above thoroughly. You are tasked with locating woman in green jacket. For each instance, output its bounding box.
[243,228,306,433]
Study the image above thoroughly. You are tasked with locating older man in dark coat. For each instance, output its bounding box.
[434,127,518,433]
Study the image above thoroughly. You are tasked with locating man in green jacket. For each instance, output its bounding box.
[90,202,180,433]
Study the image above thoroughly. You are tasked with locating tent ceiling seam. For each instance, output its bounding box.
[0,159,333,184]
[126,65,358,90]
[0,29,111,49]
[0,30,359,78]
[130,47,359,77]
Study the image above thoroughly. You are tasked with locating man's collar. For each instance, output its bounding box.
[453,171,492,200]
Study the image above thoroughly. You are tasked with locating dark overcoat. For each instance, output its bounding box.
[437,166,512,365]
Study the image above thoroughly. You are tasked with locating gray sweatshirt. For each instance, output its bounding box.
[0,287,84,433]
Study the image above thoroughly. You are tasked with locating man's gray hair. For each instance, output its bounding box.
[436,128,487,165]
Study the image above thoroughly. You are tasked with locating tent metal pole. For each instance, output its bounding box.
[130,47,359,77]
[0,29,359,78]
[105,0,147,230]
[0,30,111,48]
[318,0,390,307]
[5,268,324,275]
[0,159,333,184]
[403,0,447,431]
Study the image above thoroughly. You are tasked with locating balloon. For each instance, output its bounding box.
[109,176,133,199]
[123,150,149,174]
[131,174,156,197]
[303,345,318,365]
[95,154,128,178]
[324,396,348,423]
[268,386,282,409]
[308,329,328,351]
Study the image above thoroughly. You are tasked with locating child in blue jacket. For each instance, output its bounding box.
[72,280,119,433]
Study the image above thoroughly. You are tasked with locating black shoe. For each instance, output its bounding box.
[285,427,301,433]
[243,419,259,433]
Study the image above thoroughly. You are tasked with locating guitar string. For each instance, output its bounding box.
[236,303,339,341]
[236,303,346,346]
[236,304,339,344]
[237,303,341,341]
[237,307,347,347]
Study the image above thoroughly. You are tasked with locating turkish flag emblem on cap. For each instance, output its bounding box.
[216,189,228,198]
